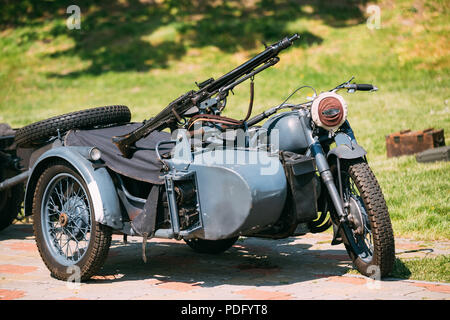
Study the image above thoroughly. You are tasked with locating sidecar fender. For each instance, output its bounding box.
[24,146,123,229]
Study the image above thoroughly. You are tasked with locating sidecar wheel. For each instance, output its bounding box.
[185,237,239,254]
[337,160,395,278]
[32,162,112,281]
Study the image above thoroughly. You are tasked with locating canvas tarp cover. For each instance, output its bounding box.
[65,123,172,184]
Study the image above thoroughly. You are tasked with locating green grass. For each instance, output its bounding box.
[390,255,450,283]
[0,0,449,240]
[348,255,450,282]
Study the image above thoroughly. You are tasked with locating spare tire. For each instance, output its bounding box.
[15,105,131,148]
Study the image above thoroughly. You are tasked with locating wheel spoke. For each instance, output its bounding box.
[340,168,374,263]
[42,173,92,265]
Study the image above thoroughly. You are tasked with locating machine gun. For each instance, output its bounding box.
[112,34,300,158]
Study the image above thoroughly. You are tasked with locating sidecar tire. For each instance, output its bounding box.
[339,160,395,278]
[185,237,239,254]
[14,105,131,148]
[32,161,112,281]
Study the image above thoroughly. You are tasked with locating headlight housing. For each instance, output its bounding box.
[89,147,102,161]
[311,92,348,132]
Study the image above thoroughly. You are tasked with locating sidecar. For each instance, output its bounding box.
[19,110,320,281]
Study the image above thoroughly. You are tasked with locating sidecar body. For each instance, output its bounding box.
[164,147,287,240]
[22,120,319,242]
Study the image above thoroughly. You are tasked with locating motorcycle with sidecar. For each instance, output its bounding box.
[1,34,395,281]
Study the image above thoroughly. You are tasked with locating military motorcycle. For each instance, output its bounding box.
[3,34,394,281]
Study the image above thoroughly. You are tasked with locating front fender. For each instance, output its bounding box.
[328,144,367,160]
[327,132,367,160]
[24,146,123,229]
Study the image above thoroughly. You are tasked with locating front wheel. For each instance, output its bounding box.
[334,159,395,278]
[32,161,112,281]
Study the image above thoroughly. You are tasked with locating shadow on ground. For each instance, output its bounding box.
[1,0,374,77]
[0,224,414,288]
[89,235,354,288]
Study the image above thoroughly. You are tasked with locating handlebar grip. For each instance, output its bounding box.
[355,84,375,91]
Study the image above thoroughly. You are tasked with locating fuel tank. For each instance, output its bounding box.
[167,148,287,240]
[261,111,309,154]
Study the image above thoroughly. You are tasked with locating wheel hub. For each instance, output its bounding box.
[62,196,89,241]
[347,196,366,236]
[59,213,69,227]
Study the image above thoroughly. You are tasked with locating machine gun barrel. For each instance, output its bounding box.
[112,34,300,157]
[205,34,300,93]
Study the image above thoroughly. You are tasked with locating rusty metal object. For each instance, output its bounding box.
[385,128,445,158]
[59,213,69,227]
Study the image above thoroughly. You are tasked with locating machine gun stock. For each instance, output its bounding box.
[112,90,197,158]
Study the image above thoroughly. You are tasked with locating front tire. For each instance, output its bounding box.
[336,160,395,278]
[32,161,112,281]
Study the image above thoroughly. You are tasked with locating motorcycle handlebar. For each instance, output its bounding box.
[343,83,378,91]
[356,84,376,91]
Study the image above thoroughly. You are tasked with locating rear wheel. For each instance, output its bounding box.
[185,237,239,254]
[32,162,112,281]
[335,159,395,278]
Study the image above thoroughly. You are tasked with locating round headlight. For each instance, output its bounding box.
[311,92,348,131]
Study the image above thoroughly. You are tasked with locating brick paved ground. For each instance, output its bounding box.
[0,223,449,300]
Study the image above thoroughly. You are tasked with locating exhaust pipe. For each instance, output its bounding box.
[0,170,29,192]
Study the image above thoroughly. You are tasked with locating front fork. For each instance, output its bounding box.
[298,110,347,223]
[310,143,346,221]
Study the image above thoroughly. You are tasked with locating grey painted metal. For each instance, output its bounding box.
[328,144,367,160]
[28,141,61,170]
[115,173,145,221]
[117,189,143,221]
[416,145,450,163]
[163,170,204,239]
[297,109,346,220]
[154,227,199,239]
[327,131,366,160]
[24,146,123,229]
[164,174,181,238]
[0,169,30,192]
[261,111,309,153]
[166,147,287,240]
